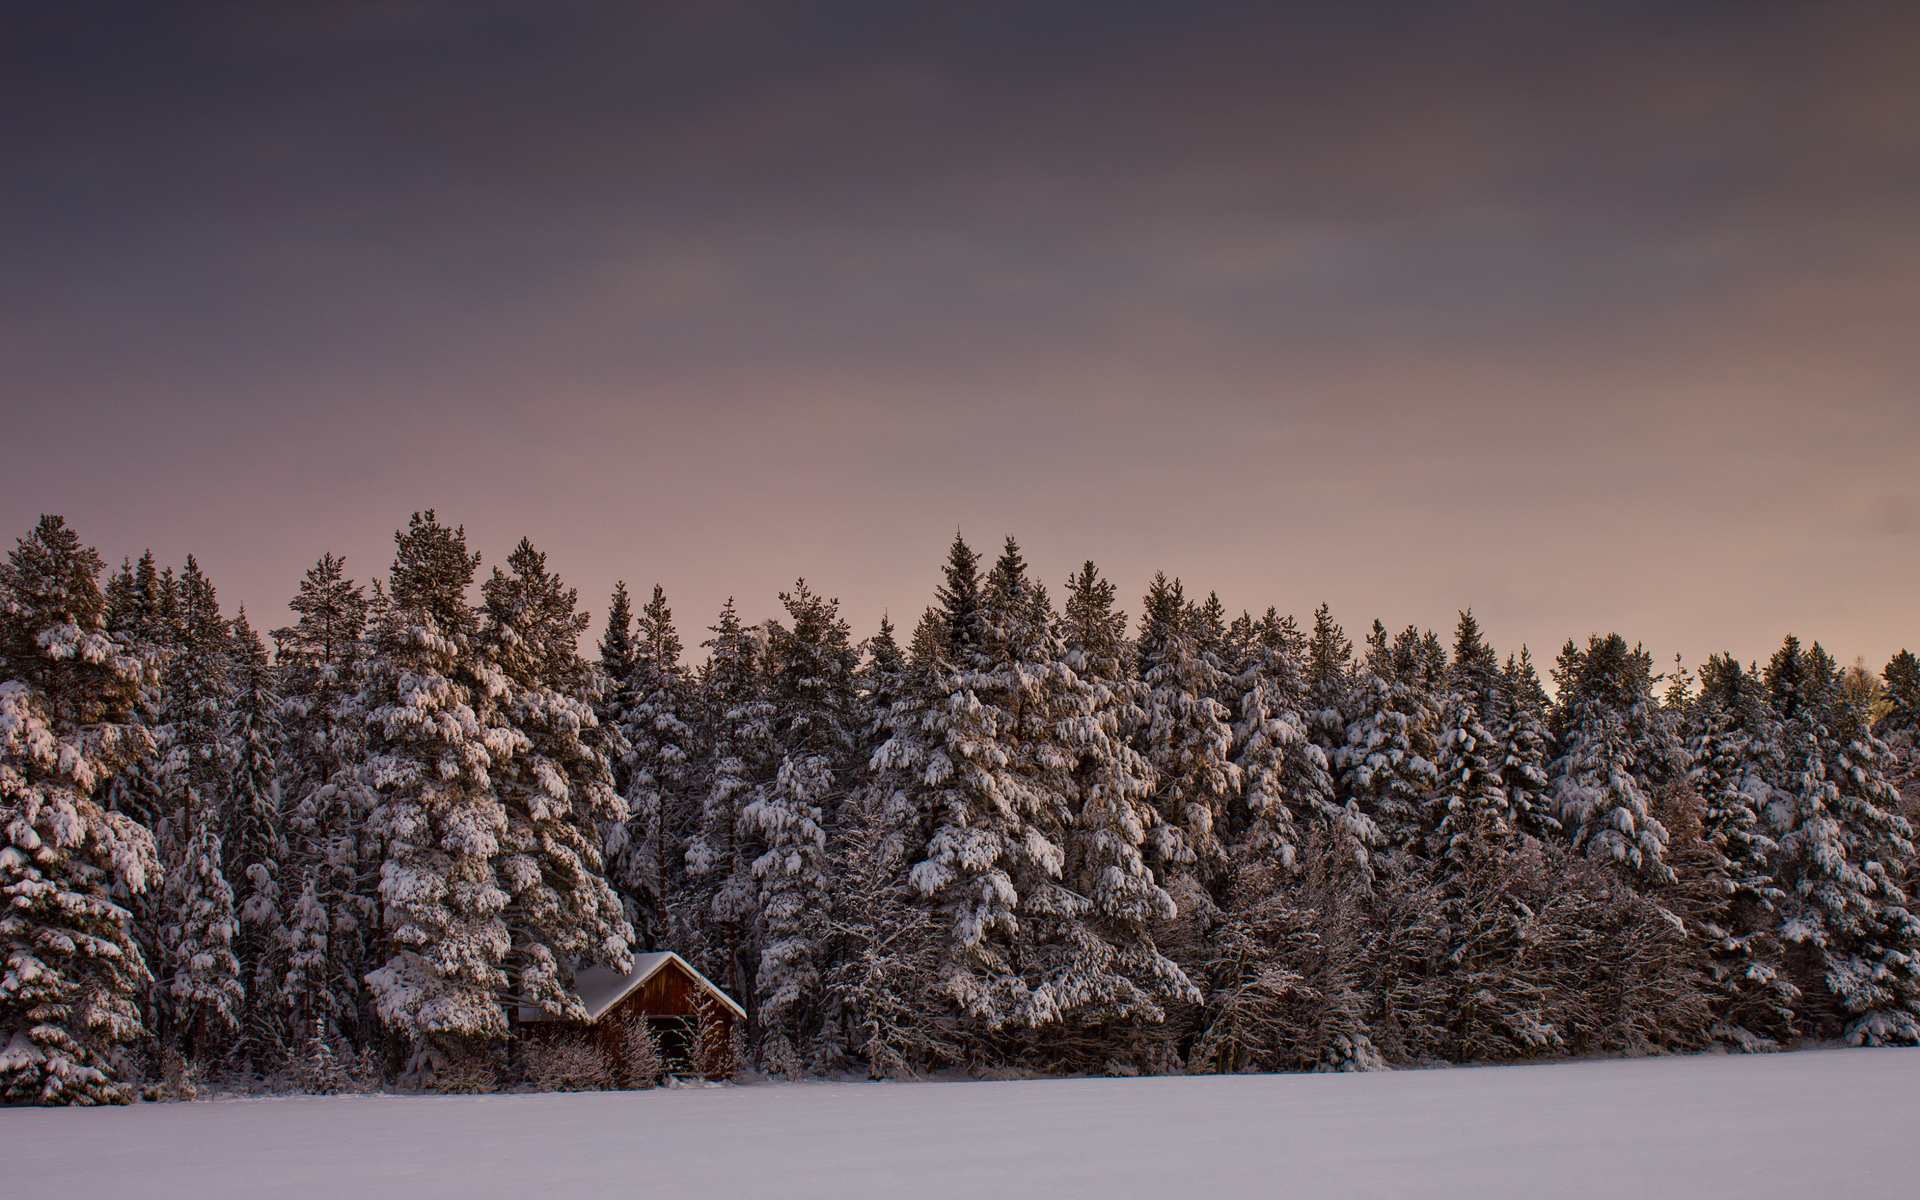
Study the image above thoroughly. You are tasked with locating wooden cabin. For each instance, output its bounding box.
[517,952,746,1081]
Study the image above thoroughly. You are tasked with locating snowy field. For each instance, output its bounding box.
[7,1049,1918,1199]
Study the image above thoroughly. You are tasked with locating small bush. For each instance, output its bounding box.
[525,1035,614,1092]
[615,1014,664,1089]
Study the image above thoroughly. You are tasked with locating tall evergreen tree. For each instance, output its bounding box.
[155,556,244,1060]
[271,554,376,1051]
[362,513,510,1065]
[1135,574,1241,885]
[361,514,633,1078]
[0,516,161,1104]
[1053,563,1192,1048]
[684,599,775,1019]
[1550,634,1683,884]
[476,539,633,1029]
[746,580,859,1071]
[1338,623,1439,853]
[1684,653,1795,1047]
[1230,609,1329,871]
[1762,638,1920,1044]
[603,584,701,954]
[225,610,287,1071]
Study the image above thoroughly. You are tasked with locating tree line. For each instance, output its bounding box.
[2,512,1916,1104]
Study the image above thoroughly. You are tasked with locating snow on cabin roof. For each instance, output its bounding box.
[520,951,746,1024]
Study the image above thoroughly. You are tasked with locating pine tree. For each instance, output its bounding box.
[1338,623,1439,853]
[1683,653,1795,1047]
[361,513,522,1069]
[1881,650,1920,740]
[223,610,287,1071]
[271,554,376,1051]
[684,599,775,1018]
[1549,634,1682,884]
[0,516,161,1105]
[154,556,244,1061]
[1051,563,1192,1050]
[603,585,700,954]
[597,582,637,688]
[1230,608,1330,871]
[1428,688,1506,865]
[477,539,633,1024]
[1135,573,1241,885]
[747,579,858,1071]
[1494,650,1558,840]
[1763,638,1920,1044]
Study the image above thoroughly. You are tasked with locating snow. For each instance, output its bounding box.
[6,1049,1917,1199]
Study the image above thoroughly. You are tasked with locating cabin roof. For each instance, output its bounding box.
[522,951,747,1024]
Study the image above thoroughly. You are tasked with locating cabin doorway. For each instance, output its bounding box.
[650,1016,692,1072]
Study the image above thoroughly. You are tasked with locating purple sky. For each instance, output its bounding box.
[4,1,1917,676]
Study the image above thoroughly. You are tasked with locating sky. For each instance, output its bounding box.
[3,1,1917,678]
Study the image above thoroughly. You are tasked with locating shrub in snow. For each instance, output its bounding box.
[525,1033,614,1092]
[615,1011,664,1088]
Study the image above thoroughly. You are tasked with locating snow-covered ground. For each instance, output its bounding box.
[6,1049,1917,1199]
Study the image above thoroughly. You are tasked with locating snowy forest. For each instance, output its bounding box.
[4,510,1918,1106]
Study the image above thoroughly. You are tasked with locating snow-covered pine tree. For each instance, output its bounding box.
[597,582,637,692]
[1049,562,1194,1058]
[858,615,906,751]
[1680,653,1795,1048]
[747,580,859,1072]
[1883,650,1920,739]
[1762,637,1920,1044]
[156,556,244,1062]
[224,610,287,1072]
[271,553,376,1052]
[1135,573,1241,886]
[361,512,524,1071]
[1877,650,1920,810]
[1230,608,1330,872]
[602,585,700,954]
[476,538,633,1025]
[1338,623,1439,853]
[888,538,1089,1035]
[0,516,162,1105]
[683,598,775,1019]
[1549,634,1683,884]
[1493,649,1558,840]
[1060,562,1170,925]
[1427,612,1510,863]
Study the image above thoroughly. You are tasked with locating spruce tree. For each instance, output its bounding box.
[361,513,523,1069]
[1230,608,1330,871]
[684,599,775,1016]
[1763,638,1920,1044]
[156,556,244,1061]
[1052,562,1192,1049]
[1684,653,1795,1047]
[746,580,859,1071]
[1549,634,1683,884]
[271,554,375,1050]
[1135,573,1241,885]
[223,610,287,1071]
[1881,650,1920,739]
[1338,623,1439,853]
[477,539,633,1024]
[603,584,701,954]
[0,516,161,1105]
[1494,650,1558,840]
